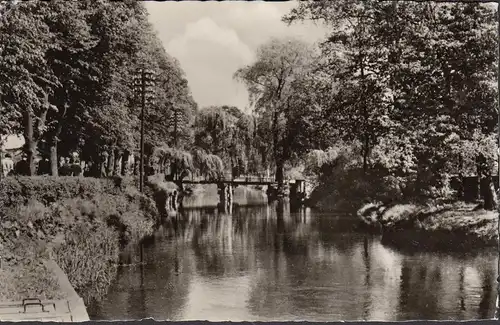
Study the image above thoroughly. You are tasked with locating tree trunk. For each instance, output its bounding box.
[49,140,58,176]
[481,176,497,210]
[23,111,37,176]
[360,53,370,176]
[458,153,464,199]
[114,149,122,176]
[107,149,115,176]
[171,162,178,181]
[477,153,497,210]
[276,159,284,196]
[101,151,109,178]
[272,107,284,195]
[49,125,62,177]
[122,150,130,176]
[133,155,139,176]
[476,158,482,201]
[145,154,151,177]
[362,133,370,175]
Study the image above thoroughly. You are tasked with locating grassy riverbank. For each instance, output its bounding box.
[307,165,498,251]
[357,201,498,250]
[0,176,160,304]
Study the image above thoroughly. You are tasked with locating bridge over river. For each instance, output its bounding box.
[174,173,307,212]
[182,173,287,186]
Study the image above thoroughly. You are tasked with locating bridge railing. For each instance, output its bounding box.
[185,173,280,183]
[232,175,275,183]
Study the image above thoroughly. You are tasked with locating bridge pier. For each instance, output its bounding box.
[217,183,233,214]
[166,190,178,211]
[266,184,278,202]
[154,188,180,219]
[290,179,307,207]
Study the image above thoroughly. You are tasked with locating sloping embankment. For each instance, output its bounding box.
[0,176,159,306]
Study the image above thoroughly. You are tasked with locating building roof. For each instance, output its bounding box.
[1,134,24,150]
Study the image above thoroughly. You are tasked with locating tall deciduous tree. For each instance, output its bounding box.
[285,0,395,174]
[0,1,59,175]
[235,38,316,194]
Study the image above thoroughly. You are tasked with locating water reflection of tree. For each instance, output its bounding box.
[362,236,372,320]
[94,232,193,321]
[478,265,495,319]
[182,208,254,278]
[246,200,369,320]
[167,202,496,320]
[395,254,498,321]
[459,265,466,315]
[398,260,442,319]
[140,235,194,320]
[173,201,319,281]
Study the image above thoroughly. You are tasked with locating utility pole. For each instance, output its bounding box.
[172,106,184,148]
[173,106,178,148]
[169,105,182,181]
[133,68,155,193]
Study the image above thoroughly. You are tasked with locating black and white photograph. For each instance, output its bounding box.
[0,0,499,322]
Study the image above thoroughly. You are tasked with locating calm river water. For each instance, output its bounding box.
[89,192,497,321]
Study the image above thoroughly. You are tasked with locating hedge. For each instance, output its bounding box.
[0,176,136,209]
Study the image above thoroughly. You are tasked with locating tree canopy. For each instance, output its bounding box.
[234,38,326,192]
[0,0,197,177]
[285,0,499,208]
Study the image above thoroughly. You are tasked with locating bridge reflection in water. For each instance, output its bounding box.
[89,200,497,321]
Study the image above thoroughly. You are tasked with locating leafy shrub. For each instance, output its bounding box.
[379,204,420,227]
[357,202,384,225]
[50,190,157,246]
[310,167,411,211]
[0,176,116,208]
[145,175,180,215]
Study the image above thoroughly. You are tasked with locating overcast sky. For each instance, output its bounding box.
[145,1,327,111]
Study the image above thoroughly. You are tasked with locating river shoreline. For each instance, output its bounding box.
[356,201,498,251]
[0,176,269,315]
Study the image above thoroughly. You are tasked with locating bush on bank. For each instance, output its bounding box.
[356,201,498,250]
[145,174,181,215]
[0,176,159,304]
[308,167,412,212]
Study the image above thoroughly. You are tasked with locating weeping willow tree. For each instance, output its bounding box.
[192,148,225,180]
[153,145,193,181]
[153,145,225,182]
[194,105,257,177]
